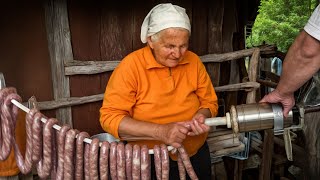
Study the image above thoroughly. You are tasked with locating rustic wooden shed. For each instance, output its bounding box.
[0,0,261,134]
[1,0,287,179]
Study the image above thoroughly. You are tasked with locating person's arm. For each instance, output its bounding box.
[260,31,320,116]
[186,108,211,136]
[118,116,190,148]
[186,57,218,136]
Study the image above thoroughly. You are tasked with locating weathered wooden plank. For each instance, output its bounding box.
[246,48,260,103]
[207,0,224,87]
[201,45,272,63]
[215,82,260,92]
[65,60,120,75]
[44,0,72,126]
[37,94,103,110]
[223,0,239,115]
[19,82,258,111]
[64,46,274,75]
[259,129,274,180]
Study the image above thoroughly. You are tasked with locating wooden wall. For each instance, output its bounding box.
[0,0,258,136]
[0,0,56,118]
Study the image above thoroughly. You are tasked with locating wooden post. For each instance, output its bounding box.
[44,0,73,126]
[259,129,274,180]
[246,48,260,103]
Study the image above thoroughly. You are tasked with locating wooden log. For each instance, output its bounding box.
[208,129,233,138]
[259,129,274,180]
[17,81,258,111]
[44,0,73,126]
[246,48,260,103]
[208,138,241,152]
[36,94,104,110]
[257,79,277,89]
[64,45,276,75]
[201,45,273,63]
[212,144,245,157]
[207,134,236,144]
[215,82,260,92]
[65,60,121,75]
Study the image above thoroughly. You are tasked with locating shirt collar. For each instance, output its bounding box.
[143,46,190,69]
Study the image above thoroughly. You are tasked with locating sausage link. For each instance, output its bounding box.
[37,118,58,179]
[32,112,43,163]
[117,142,126,180]
[56,125,71,180]
[89,138,100,180]
[125,144,133,180]
[140,145,151,180]
[177,153,186,180]
[178,146,199,180]
[132,144,141,180]
[160,144,169,180]
[99,141,110,180]
[0,89,20,160]
[110,141,118,180]
[63,129,78,180]
[13,108,37,174]
[153,145,162,180]
[75,131,90,180]
[84,143,90,180]
[50,125,58,180]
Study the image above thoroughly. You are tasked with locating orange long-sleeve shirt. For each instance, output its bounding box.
[0,110,26,176]
[100,46,218,158]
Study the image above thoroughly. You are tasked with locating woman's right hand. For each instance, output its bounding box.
[154,122,189,148]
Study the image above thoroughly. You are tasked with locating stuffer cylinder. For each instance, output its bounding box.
[205,103,293,133]
[235,103,293,132]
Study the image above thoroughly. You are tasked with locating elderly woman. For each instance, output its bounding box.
[100,3,218,179]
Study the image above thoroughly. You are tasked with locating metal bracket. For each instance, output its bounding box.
[272,104,284,135]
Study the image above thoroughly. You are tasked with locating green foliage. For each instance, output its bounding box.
[246,0,318,52]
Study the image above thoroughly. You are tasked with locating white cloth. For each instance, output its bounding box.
[140,3,191,43]
[304,4,320,41]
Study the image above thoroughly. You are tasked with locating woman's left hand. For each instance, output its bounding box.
[184,113,210,136]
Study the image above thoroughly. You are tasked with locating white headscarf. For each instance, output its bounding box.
[140,3,191,43]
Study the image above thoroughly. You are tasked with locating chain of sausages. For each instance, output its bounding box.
[0,87,199,180]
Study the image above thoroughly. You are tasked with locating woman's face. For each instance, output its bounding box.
[147,28,189,68]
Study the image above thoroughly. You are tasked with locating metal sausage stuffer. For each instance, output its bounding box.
[205,103,302,161]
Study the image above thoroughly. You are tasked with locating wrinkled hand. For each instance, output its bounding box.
[184,113,210,136]
[154,122,189,148]
[260,89,295,117]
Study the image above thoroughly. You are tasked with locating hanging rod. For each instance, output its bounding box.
[10,99,174,154]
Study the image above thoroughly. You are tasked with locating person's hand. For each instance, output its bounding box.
[260,89,295,117]
[154,122,189,148]
[184,113,210,136]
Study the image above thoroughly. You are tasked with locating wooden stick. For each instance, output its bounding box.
[212,144,245,157]
[65,45,276,75]
[207,134,235,144]
[208,138,241,151]
[208,130,233,138]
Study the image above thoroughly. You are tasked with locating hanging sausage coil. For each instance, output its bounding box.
[0,87,199,180]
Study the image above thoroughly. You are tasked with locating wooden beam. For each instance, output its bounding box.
[37,94,103,110]
[215,82,260,92]
[18,82,258,111]
[64,45,276,75]
[65,60,120,75]
[44,0,73,126]
[259,129,274,180]
[246,48,260,103]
